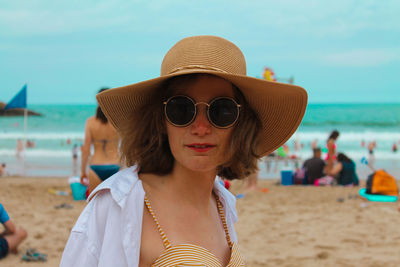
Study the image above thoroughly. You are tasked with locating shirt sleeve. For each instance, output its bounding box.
[60,191,111,267]
[0,203,10,224]
[60,231,99,267]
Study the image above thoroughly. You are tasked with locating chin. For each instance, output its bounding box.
[183,158,220,173]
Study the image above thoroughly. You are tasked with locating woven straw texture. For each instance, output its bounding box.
[97,35,307,156]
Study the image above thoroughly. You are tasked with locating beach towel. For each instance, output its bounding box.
[314,176,334,186]
[366,169,398,196]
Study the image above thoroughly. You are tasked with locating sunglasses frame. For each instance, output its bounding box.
[163,95,241,129]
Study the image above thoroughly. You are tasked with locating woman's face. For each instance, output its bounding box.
[166,75,235,174]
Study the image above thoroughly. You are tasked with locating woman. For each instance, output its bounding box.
[61,36,307,266]
[325,130,339,173]
[328,153,359,186]
[80,88,120,193]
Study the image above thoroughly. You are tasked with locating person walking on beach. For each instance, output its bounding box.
[80,88,120,194]
[0,203,27,259]
[61,35,307,266]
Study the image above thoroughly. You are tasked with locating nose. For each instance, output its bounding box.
[190,105,211,136]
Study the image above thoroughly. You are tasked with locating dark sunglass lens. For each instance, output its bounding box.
[209,98,238,127]
[165,97,195,126]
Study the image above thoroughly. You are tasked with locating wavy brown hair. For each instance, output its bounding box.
[119,74,262,180]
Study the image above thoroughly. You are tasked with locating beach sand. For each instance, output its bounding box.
[1,177,400,266]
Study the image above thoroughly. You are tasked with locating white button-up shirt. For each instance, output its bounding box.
[60,166,239,267]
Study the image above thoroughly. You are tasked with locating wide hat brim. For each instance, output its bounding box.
[97,68,307,157]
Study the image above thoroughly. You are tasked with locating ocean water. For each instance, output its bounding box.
[0,104,399,177]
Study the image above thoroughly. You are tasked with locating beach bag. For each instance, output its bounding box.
[366,169,398,196]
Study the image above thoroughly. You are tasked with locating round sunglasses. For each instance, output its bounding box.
[163,95,241,128]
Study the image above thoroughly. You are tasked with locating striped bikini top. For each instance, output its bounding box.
[144,194,245,267]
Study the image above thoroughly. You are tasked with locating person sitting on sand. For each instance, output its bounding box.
[80,88,121,194]
[302,147,326,184]
[0,203,27,260]
[61,35,307,266]
[326,153,359,186]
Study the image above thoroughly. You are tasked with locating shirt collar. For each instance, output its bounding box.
[213,177,238,223]
[88,167,237,222]
[88,166,140,208]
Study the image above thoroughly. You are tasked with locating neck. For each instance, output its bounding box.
[166,163,217,210]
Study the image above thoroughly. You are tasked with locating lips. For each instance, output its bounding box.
[186,143,216,152]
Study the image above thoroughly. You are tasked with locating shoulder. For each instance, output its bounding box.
[85,116,98,128]
[84,116,96,131]
[73,166,144,231]
[0,203,8,223]
[86,116,96,123]
[62,166,145,266]
[88,166,143,204]
[0,203,7,216]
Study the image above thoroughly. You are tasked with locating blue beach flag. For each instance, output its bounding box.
[5,84,27,110]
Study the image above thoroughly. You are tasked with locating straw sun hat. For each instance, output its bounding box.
[97,35,307,156]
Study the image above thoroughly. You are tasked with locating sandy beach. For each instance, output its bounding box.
[1,176,400,266]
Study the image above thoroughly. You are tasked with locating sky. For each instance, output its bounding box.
[1,0,399,104]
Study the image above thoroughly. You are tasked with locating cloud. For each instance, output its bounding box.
[1,0,399,38]
[321,48,400,67]
[0,1,135,35]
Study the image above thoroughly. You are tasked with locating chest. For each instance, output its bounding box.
[139,202,231,266]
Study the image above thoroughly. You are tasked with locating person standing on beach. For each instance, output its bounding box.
[80,88,120,193]
[325,130,339,173]
[0,163,6,177]
[0,203,27,259]
[15,139,24,159]
[61,35,307,266]
[244,170,260,191]
[72,144,79,177]
[367,141,376,169]
[392,142,398,153]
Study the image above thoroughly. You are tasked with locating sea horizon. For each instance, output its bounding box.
[1,103,399,177]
